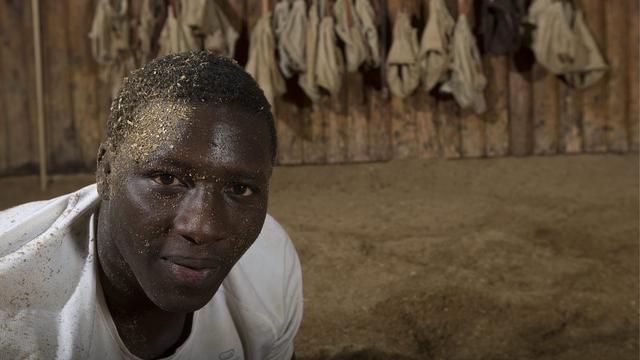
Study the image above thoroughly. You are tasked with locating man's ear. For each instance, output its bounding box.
[96,142,112,200]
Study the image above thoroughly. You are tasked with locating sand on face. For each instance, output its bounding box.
[1,154,638,359]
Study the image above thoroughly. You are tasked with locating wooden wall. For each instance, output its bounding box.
[0,0,637,176]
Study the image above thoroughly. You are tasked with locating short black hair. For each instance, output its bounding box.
[106,51,277,162]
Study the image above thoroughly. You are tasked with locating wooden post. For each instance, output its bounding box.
[532,64,559,155]
[1,1,38,176]
[484,56,509,157]
[415,91,440,159]
[302,101,328,164]
[438,99,462,159]
[347,72,370,162]
[604,0,629,152]
[32,0,47,189]
[629,0,639,152]
[508,58,533,157]
[67,0,102,171]
[458,0,485,158]
[577,0,607,153]
[368,87,392,161]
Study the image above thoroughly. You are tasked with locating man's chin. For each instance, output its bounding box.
[149,285,221,313]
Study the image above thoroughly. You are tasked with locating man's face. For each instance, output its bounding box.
[99,101,273,312]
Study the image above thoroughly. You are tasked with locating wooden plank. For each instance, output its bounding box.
[460,110,485,158]
[0,0,38,174]
[327,83,349,163]
[301,101,328,164]
[42,0,83,172]
[437,98,462,159]
[67,0,101,170]
[368,88,391,161]
[347,72,369,162]
[629,0,639,152]
[508,58,533,156]
[275,98,303,165]
[484,56,509,157]
[604,0,629,152]
[577,0,607,153]
[532,64,559,155]
[558,82,583,153]
[390,96,417,158]
[414,90,440,159]
[0,2,7,175]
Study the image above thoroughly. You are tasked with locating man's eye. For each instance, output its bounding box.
[230,184,253,196]
[151,174,182,186]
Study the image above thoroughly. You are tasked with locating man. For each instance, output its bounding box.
[0,51,303,359]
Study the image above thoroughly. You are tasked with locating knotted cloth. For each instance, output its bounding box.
[441,14,488,114]
[527,0,607,89]
[246,12,286,107]
[386,11,420,98]
[418,0,455,91]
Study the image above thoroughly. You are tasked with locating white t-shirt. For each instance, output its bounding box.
[0,184,303,360]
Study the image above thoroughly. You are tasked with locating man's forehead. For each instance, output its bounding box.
[115,100,272,173]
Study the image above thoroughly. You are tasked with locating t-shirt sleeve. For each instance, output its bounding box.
[266,235,303,360]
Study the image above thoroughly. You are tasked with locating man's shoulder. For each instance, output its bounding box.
[0,184,100,256]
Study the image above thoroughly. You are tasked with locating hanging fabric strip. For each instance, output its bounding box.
[386,10,420,98]
[299,0,322,101]
[246,12,287,107]
[418,0,455,91]
[316,13,345,96]
[441,14,488,114]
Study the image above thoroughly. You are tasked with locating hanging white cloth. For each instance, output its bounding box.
[89,0,130,65]
[527,0,607,89]
[137,0,164,65]
[274,0,308,78]
[386,11,420,98]
[334,0,368,72]
[441,14,487,114]
[89,0,136,98]
[315,14,345,96]
[245,12,286,107]
[157,1,201,56]
[299,0,322,101]
[354,0,380,67]
[418,0,455,91]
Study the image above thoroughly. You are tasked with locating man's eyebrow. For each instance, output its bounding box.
[147,156,266,180]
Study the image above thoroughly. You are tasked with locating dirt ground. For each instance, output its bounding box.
[0,154,638,359]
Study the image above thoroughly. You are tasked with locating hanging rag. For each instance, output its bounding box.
[526,0,607,88]
[441,14,487,114]
[274,0,308,78]
[354,0,380,67]
[478,0,526,54]
[89,0,130,64]
[299,0,322,101]
[137,0,165,65]
[563,10,607,88]
[386,11,420,98]
[418,0,455,91]
[333,0,368,72]
[89,0,136,98]
[246,12,286,107]
[182,0,239,57]
[157,1,202,56]
[315,14,345,96]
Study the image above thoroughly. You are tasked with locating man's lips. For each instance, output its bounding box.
[161,256,218,284]
[161,255,217,270]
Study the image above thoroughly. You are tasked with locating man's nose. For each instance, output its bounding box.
[173,186,227,245]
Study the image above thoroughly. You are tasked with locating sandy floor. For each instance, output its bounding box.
[1,154,638,359]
